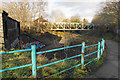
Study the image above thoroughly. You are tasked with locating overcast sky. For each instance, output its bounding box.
[0,0,108,22]
[47,0,107,22]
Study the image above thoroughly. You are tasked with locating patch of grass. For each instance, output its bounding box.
[2,40,105,78]
[104,36,112,40]
[2,50,32,78]
[103,33,113,40]
[2,52,104,78]
[78,35,84,38]
[37,55,49,65]
[69,67,88,78]
[102,50,107,57]
[113,36,120,42]
[86,56,104,74]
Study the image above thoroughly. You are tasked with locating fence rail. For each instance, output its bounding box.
[0,38,105,78]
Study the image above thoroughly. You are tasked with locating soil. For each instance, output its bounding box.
[20,31,81,59]
[20,30,100,61]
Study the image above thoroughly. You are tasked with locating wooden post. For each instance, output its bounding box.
[31,45,37,77]
[81,42,85,69]
[97,42,100,61]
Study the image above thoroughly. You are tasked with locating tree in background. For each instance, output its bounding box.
[92,1,120,29]
[81,18,88,28]
[92,1,120,37]
[82,18,88,24]
[62,19,69,22]
[70,16,81,23]
[2,0,47,28]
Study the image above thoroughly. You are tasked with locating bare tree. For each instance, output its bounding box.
[62,19,69,22]
[70,15,81,23]
[92,1,120,37]
[92,1,120,28]
[2,0,47,28]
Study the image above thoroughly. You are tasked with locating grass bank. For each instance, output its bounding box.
[1,48,106,78]
[1,33,106,78]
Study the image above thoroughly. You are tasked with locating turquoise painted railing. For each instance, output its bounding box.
[0,38,105,78]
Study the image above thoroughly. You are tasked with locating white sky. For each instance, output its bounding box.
[46,0,107,22]
[0,0,109,22]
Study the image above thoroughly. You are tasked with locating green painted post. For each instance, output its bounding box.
[97,42,100,61]
[102,38,105,52]
[100,40,103,56]
[31,45,37,77]
[81,42,85,69]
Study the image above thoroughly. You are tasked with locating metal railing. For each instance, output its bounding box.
[0,38,105,78]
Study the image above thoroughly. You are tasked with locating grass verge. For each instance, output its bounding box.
[2,51,105,78]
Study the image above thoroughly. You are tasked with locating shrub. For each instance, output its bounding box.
[37,55,49,65]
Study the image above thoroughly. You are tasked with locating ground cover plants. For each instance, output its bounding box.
[2,44,105,78]
[1,32,106,78]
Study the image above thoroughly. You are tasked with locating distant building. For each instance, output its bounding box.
[33,16,48,33]
[33,16,48,26]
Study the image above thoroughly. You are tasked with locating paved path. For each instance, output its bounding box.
[87,40,119,78]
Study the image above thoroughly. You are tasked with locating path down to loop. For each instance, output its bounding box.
[87,40,119,78]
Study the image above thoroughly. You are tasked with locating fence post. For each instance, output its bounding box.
[100,40,103,56]
[102,38,105,52]
[31,45,37,77]
[101,38,105,56]
[97,42,100,61]
[81,42,85,69]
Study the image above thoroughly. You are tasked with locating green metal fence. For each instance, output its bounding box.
[0,38,105,78]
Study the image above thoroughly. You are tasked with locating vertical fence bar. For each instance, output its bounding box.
[100,40,103,56]
[102,38,105,52]
[97,42,100,61]
[31,45,37,77]
[81,42,85,69]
